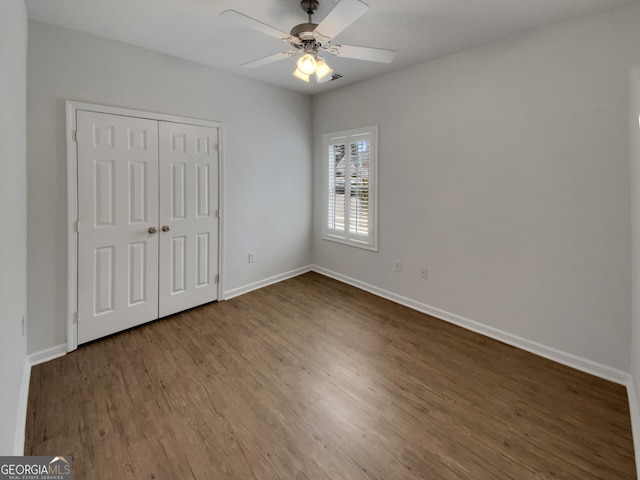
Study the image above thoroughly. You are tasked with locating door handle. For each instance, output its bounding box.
[148,226,157,234]
[162,225,171,232]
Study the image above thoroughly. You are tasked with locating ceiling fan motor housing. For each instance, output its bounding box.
[290,22,319,40]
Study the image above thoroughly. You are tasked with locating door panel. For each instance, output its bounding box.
[158,122,219,317]
[77,111,159,344]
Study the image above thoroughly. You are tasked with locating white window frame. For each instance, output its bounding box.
[322,125,378,251]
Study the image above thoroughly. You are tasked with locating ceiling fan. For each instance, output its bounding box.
[221,0,397,83]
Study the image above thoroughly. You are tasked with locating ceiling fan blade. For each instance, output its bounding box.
[329,44,397,63]
[242,51,298,69]
[314,0,369,41]
[221,10,293,42]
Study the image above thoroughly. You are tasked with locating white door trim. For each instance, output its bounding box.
[66,100,225,352]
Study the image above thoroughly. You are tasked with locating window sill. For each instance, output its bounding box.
[322,234,378,252]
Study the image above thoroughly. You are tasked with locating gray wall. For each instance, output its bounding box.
[313,4,640,372]
[27,22,313,353]
[0,0,28,454]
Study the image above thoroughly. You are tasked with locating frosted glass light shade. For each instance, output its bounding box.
[297,53,317,75]
[293,68,310,82]
[315,58,333,82]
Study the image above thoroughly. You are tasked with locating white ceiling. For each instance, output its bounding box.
[25,0,640,95]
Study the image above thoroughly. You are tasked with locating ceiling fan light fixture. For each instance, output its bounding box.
[293,67,310,82]
[315,57,333,82]
[222,0,397,86]
[297,52,317,75]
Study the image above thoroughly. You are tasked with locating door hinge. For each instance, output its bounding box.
[214,142,219,152]
[215,209,220,219]
[72,130,79,143]
[74,220,81,233]
[215,274,219,284]
[74,312,80,324]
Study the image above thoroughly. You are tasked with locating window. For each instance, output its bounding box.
[323,125,378,250]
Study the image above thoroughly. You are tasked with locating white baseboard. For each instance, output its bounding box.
[223,266,312,300]
[311,265,630,386]
[13,360,31,455]
[626,380,640,479]
[27,343,68,366]
[13,343,68,454]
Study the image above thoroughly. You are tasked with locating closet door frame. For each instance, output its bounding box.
[66,100,225,352]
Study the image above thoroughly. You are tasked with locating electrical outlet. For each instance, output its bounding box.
[394,260,402,272]
[248,252,255,263]
[420,267,428,279]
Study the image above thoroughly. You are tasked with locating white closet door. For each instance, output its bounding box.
[158,121,219,317]
[77,111,160,344]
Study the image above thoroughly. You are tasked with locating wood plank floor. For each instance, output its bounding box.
[25,272,636,479]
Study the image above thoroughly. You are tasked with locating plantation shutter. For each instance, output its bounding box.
[348,138,370,239]
[324,126,377,250]
[328,143,346,232]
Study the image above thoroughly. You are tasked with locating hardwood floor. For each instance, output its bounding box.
[25,272,636,479]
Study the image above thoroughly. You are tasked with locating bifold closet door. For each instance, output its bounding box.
[76,112,219,344]
[77,111,160,344]
[158,121,219,317]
